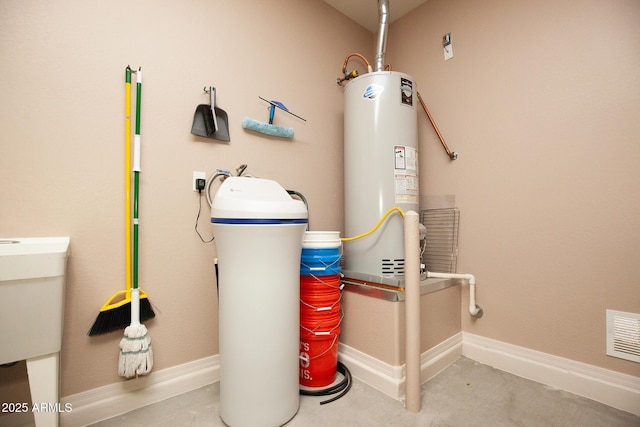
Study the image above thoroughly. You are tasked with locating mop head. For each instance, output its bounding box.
[242,117,294,139]
[118,324,153,379]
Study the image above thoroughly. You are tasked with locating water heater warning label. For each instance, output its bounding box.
[394,146,419,204]
[400,78,414,106]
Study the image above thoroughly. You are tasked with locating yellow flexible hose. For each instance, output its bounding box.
[341,207,405,242]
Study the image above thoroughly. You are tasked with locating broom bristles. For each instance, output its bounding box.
[88,297,155,336]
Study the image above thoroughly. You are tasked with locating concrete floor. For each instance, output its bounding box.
[90,357,639,427]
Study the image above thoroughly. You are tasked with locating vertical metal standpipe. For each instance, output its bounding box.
[404,211,421,412]
[374,0,389,72]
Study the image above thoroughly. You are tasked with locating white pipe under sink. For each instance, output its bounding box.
[426,271,484,317]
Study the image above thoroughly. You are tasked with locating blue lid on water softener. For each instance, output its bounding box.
[211,177,308,225]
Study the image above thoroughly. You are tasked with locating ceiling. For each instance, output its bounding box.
[323,0,428,33]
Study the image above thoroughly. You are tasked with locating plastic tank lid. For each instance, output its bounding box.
[211,177,308,222]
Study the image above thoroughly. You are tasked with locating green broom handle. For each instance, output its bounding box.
[133,68,142,291]
[133,174,139,291]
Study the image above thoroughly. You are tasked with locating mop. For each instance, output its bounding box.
[242,96,306,139]
[119,68,153,378]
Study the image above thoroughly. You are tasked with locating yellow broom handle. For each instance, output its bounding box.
[125,67,132,291]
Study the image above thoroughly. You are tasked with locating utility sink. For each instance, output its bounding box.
[0,237,70,427]
[0,237,70,364]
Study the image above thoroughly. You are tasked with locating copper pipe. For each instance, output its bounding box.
[341,52,372,74]
[416,91,458,160]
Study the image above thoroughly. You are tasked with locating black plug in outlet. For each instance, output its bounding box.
[196,178,206,192]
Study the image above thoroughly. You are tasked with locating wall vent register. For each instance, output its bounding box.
[606,309,640,363]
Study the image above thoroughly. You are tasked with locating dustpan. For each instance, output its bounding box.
[191,87,230,141]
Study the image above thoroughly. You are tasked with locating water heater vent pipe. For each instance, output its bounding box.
[374,0,390,72]
[426,271,484,318]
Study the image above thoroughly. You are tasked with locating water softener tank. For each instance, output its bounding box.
[344,71,419,278]
[211,177,308,427]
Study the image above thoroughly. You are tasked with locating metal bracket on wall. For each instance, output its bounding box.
[416,91,458,160]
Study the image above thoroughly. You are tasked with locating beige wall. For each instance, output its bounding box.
[341,286,461,365]
[0,0,371,398]
[390,0,640,377]
[2,0,639,406]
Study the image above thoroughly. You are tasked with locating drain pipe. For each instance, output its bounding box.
[404,211,421,413]
[426,271,484,318]
[374,0,390,72]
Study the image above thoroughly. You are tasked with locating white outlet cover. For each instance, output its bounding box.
[444,44,453,61]
[193,171,206,191]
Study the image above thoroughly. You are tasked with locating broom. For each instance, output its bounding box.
[88,66,155,336]
[119,67,153,378]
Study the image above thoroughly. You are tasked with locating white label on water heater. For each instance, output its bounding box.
[394,146,419,204]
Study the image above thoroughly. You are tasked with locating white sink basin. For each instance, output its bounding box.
[0,237,70,365]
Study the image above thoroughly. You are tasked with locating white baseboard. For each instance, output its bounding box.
[462,332,640,416]
[60,355,219,427]
[420,333,464,384]
[59,336,461,426]
[337,344,404,399]
[338,333,463,400]
[58,332,640,426]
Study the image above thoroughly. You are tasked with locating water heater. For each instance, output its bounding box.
[343,71,419,278]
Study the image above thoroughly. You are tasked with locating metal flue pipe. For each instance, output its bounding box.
[374,0,390,72]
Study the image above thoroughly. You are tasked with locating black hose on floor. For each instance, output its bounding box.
[299,362,352,405]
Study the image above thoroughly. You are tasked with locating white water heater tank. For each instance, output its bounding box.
[344,71,419,278]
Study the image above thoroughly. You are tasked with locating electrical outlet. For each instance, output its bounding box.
[193,171,206,192]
